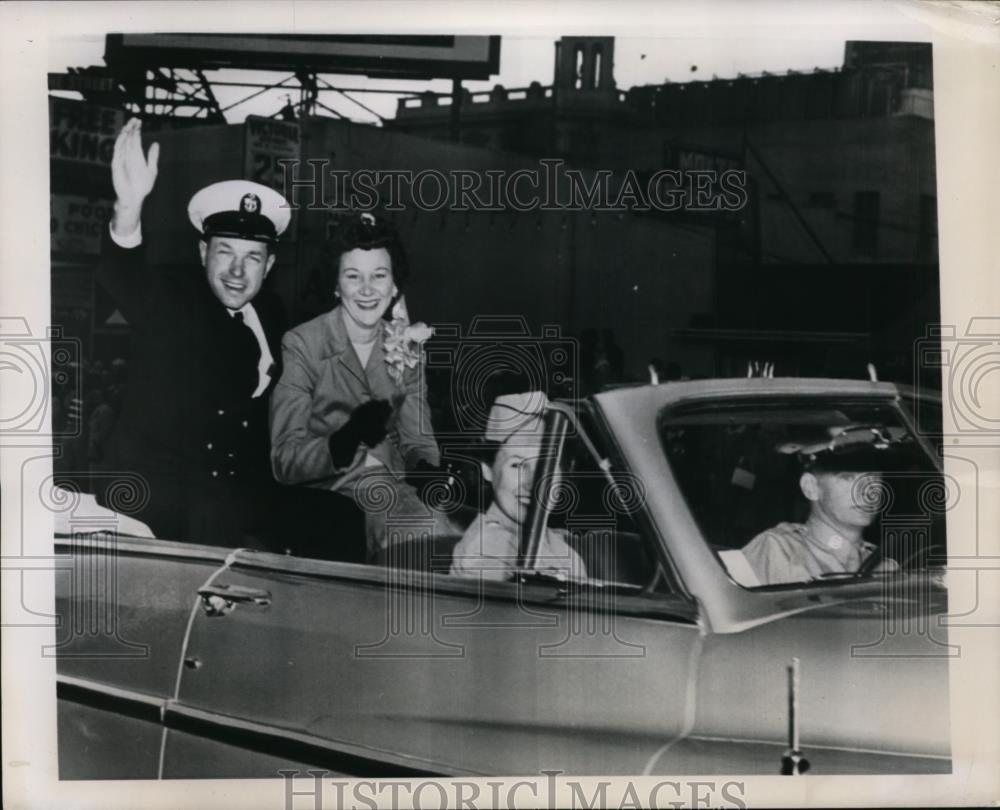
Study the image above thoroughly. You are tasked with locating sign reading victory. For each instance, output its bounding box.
[244,116,300,239]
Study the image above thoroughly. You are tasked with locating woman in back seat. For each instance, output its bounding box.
[450,392,586,581]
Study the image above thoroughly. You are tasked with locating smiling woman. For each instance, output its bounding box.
[269,212,460,559]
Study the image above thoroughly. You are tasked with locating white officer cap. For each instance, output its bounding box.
[188,180,291,244]
[485,391,549,445]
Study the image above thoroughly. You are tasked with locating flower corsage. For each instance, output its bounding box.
[383,318,433,386]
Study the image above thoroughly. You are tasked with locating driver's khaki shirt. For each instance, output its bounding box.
[742,522,894,585]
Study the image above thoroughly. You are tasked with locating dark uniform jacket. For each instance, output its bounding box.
[95,230,285,545]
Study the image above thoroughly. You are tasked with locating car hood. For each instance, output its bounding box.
[687,579,952,772]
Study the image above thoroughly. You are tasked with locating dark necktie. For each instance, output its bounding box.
[233,311,261,390]
[233,311,259,351]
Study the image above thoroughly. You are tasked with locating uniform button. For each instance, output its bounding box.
[227,452,235,458]
[212,470,219,478]
[229,471,236,477]
[206,442,213,450]
[218,409,225,416]
[241,420,249,428]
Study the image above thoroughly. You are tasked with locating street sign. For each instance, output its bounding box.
[244,116,300,240]
[49,97,125,168]
[48,72,118,94]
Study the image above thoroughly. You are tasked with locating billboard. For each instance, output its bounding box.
[243,116,300,240]
[50,195,114,256]
[49,97,126,168]
[104,34,501,80]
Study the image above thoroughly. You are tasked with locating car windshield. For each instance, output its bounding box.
[658,397,947,588]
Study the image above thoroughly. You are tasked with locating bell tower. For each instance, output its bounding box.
[554,36,616,93]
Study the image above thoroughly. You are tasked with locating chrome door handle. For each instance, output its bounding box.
[197,584,271,617]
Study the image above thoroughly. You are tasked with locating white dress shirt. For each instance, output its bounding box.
[228,303,274,398]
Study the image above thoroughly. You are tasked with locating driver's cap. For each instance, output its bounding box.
[779,425,911,472]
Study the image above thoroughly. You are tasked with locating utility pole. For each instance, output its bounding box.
[449,78,463,142]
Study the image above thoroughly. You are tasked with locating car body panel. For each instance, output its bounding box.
[692,597,951,759]
[54,379,952,777]
[56,681,166,779]
[643,736,950,775]
[162,550,703,776]
[54,536,230,778]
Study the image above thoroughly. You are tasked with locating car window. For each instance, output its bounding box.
[540,420,660,590]
[658,397,948,588]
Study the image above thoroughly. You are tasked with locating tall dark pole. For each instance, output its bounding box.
[294,87,309,320]
[450,78,462,142]
[745,136,834,264]
[551,39,561,156]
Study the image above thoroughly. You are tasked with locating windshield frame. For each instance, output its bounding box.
[520,401,689,598]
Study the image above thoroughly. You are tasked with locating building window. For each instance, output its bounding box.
[575,47,584,90]
[807,191,835,208]
[852,191,880,255]
[593,46,603,89]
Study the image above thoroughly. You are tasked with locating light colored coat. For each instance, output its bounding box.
[450,503,587,581]
[270,306,440,491]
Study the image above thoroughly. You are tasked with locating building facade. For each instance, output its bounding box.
[390,38,939,383]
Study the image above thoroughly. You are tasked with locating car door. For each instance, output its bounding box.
[592,380,953,773]
[160,409,704,777]
[55,532,230,779]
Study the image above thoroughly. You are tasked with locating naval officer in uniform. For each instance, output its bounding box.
[95,117,291,546]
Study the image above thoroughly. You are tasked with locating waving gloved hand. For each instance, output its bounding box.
[327,399,393,468]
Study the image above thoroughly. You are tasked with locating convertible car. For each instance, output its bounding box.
[55,378,951,778]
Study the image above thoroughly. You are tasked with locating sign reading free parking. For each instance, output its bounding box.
[49,97,126,168]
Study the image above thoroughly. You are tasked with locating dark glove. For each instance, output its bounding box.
[328,399,392,468]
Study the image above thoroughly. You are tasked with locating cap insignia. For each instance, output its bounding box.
[240,193,261,215]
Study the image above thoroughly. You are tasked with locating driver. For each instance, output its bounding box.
[742,429,900,585]
[450,392,587,581]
